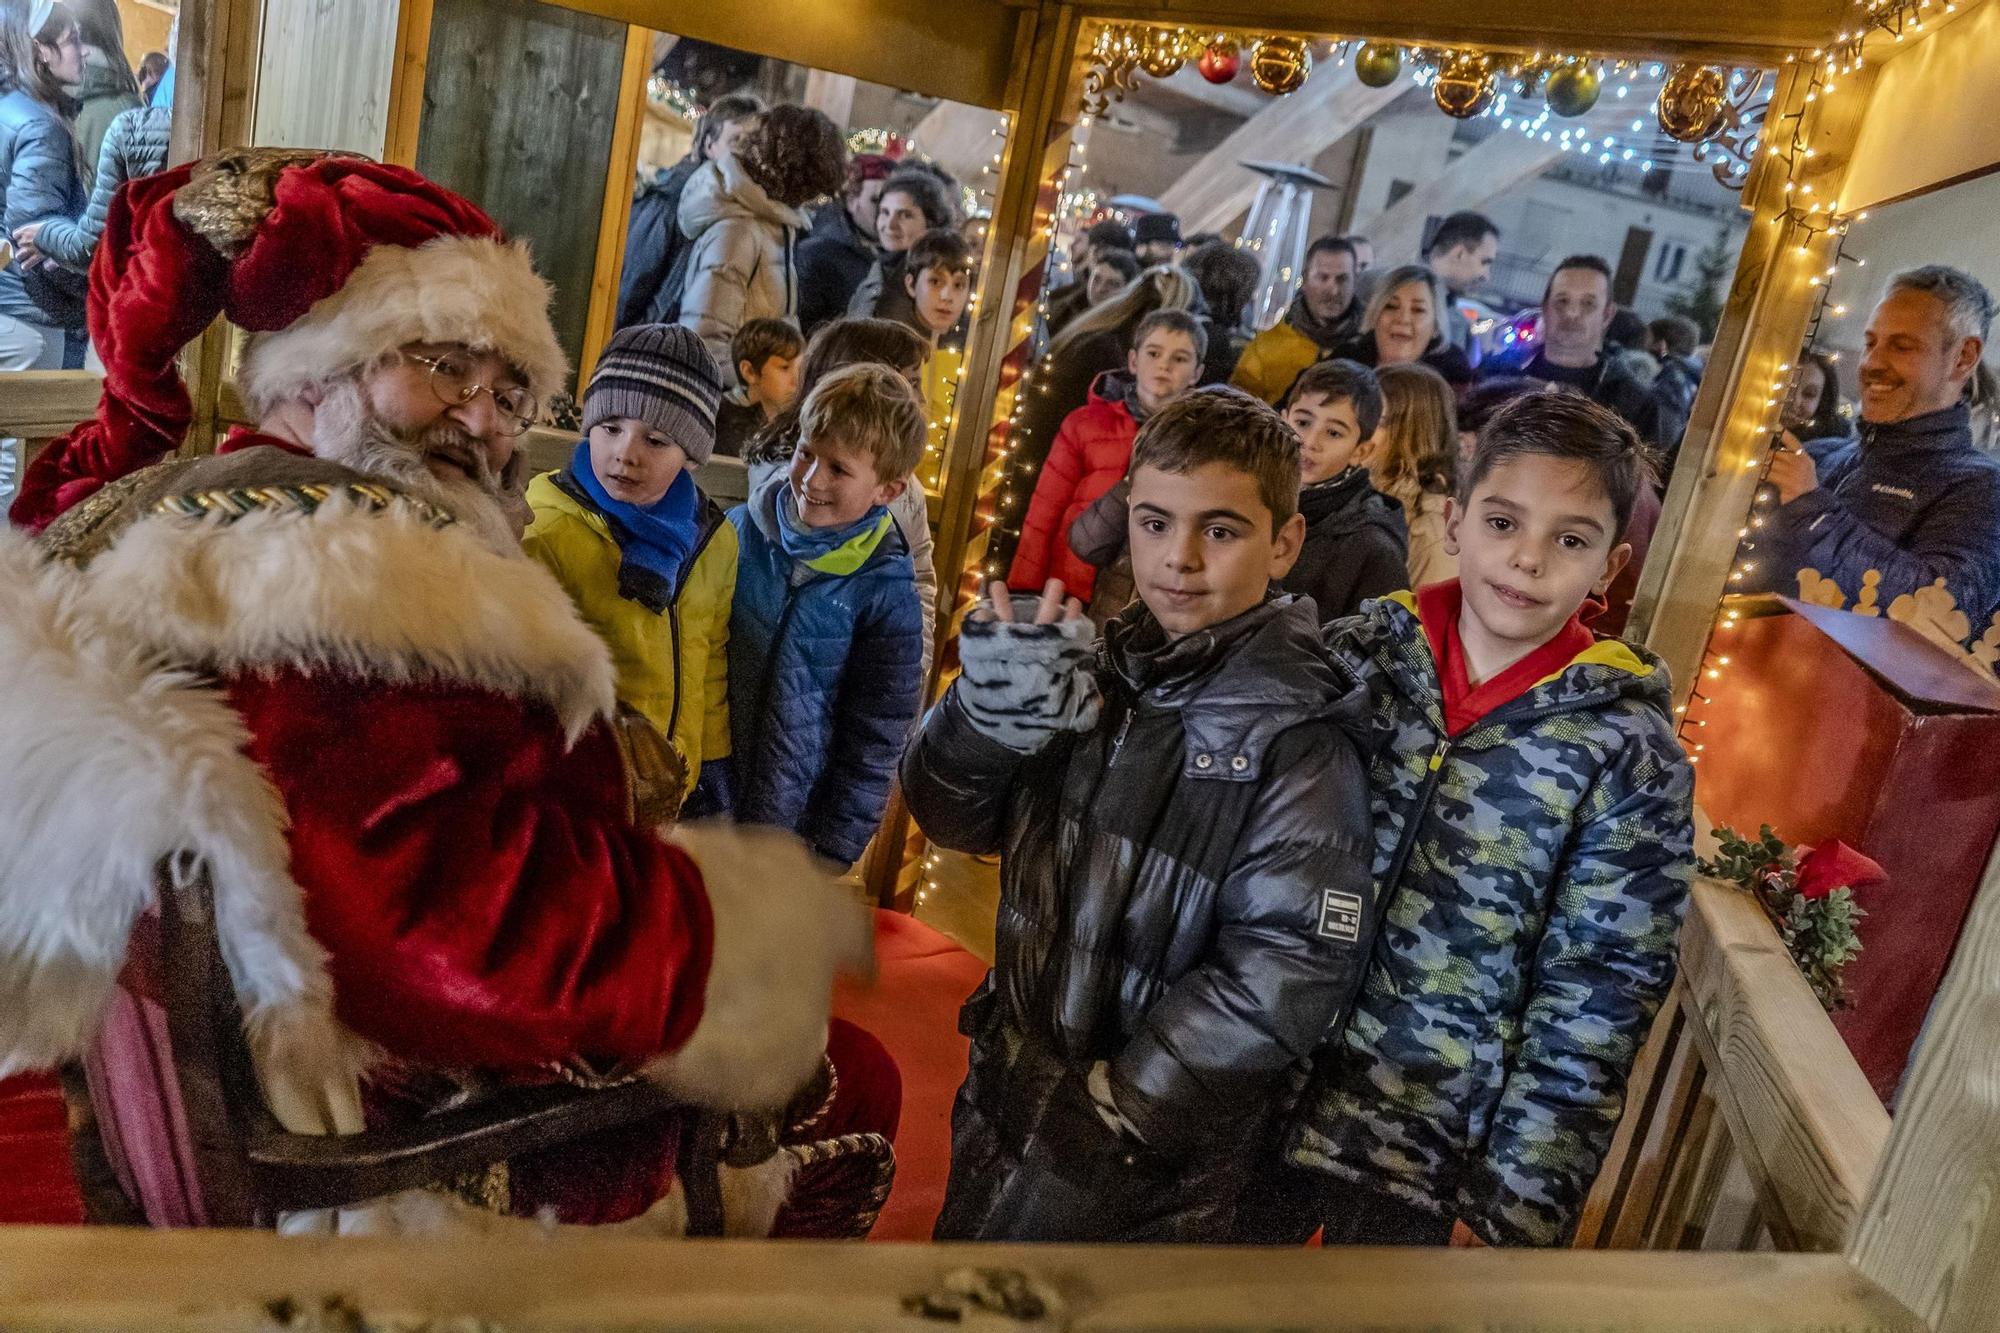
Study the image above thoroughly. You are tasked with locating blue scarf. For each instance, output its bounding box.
[764,474,894,575]
[568,441,702,612]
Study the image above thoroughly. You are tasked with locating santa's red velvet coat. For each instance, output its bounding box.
[0,439,874,1233]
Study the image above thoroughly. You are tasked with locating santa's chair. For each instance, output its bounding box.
[62,860,893,1235]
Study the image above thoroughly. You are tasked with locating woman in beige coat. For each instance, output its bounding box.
[676,104,846,372]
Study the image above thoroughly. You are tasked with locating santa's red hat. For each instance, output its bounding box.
[12,150,568,531]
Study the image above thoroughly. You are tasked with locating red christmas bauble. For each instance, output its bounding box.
[1198,40,1240,84]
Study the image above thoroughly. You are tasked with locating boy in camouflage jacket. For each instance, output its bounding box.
[1246,392,1695,1248]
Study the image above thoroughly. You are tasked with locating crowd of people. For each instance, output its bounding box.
[1,56,1997,1256]
[2,0,172,372]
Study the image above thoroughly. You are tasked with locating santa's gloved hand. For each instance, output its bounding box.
[955,580,1100,753]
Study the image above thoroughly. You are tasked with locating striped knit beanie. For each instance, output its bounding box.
[583,324,725,464]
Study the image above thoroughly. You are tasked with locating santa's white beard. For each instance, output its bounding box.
[310,380,522,555]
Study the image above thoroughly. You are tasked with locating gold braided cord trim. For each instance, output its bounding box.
[151,481,457,530]
[783,1131,897,1239]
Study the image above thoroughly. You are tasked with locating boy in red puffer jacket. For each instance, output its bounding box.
[1008,310,1204,600]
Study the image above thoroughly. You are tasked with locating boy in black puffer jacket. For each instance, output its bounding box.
[1278,359,1409,622]
[903,387,1379,1243]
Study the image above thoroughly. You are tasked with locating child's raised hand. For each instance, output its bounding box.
[958,580,1101,752]
[982,578,1084,626]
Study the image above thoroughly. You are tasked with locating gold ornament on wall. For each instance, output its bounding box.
[1353,42,1402,88]
[1657,62,1730,142]
[1250,36,1312,95]
[1432,52,1496,119]
[1138,27,1189,79]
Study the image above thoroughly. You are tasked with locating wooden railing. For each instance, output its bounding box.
[1578,876,1890,1253]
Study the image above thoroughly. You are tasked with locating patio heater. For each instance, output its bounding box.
[1238,161,1333,330]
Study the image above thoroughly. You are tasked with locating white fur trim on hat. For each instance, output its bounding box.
[237,234,569,415]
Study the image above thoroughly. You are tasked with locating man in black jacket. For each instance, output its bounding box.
[1747,265,2000,639]
[795,153,893,334]
[904,388,1378,1243]
[1517,255,1655,431]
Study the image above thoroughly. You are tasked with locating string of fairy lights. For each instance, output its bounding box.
[1677,0,1947,761]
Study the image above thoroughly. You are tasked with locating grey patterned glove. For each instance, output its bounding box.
[955,603,1102,753]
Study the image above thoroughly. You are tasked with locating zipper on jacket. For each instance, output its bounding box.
[1108,706,1135,764]
[660,509,725,745]
[1383,734,1451,896]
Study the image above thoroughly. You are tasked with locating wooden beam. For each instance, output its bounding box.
[541,0,1019,110]
[0,1226,1924,1331]
[802,69,859,129]
[1155,67,1405,236]
[382,0,436,167]
[579,23,653,389]
[1678,878,1890,1252]
[1848,844,2000,1333]
[0,371,100,437]
[1353,131,1563,266]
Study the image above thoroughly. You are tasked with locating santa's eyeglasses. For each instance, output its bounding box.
[405,351,539,436]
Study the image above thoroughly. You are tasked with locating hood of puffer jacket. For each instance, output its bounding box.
[1300,466,1408,545]
[1342,588,1677,739]
[678,156,812,240]
[1103,593,1370,782]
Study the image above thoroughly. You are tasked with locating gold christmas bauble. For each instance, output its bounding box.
[1353,42,1402,88]
[1250,36,1312,95]
[1657,63,1729,142]
[1432,53,1496,119]
[1543,63,1601,118]
[1138,27,1187,78]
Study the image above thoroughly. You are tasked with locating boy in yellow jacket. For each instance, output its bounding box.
[525,323,740,812]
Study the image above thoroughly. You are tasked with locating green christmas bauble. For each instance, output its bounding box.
[1354,42,1402,88]
[1544,63,1601,117]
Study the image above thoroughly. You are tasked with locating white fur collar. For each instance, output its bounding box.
[80,494,616,739]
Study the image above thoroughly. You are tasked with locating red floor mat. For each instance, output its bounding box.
[834,909,986,1242]
[0,1072,84,1224]
[0,910,982,1238]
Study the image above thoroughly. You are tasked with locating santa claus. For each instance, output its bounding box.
[0,149,896,1235]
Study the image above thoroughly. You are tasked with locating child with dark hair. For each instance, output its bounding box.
[1278,359,1408,622]
[714,317,804,459]
[899,229,977,462]
[1246,390,1694,1250]
[905,385,1378,1243]
[1012,309,1204,609]
[676,103,846,366]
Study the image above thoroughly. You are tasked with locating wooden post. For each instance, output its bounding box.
[860,2,1078,907]
[1352,132,1563,264]
[382,0,437,167]
[1846,848,2000,1332]
[578,24,654,388]
[1627,60,1876,682]
[166,0,264,456]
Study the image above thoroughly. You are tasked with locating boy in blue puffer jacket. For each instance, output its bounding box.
[727,362,926,868]
[1243,391,1695,1249]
